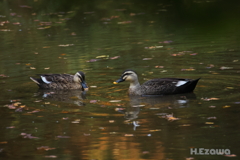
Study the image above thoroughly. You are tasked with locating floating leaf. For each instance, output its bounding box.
[90,100,98,103]
[224,154,237,157]
[109,120,115,123]
[220,66,233,70]
[223,105,231,108]
[179,124,191,127]
[118,21,132,24]
[71,32,76,35]
[115,108,124,111]
[27,109,40,114]
[5,104,16,109]
[71,119,80,123]
[149,129,161,132]
[0,29,11,31]
[96,55,109,59]
[0,141,7,144]
[58,44,74,47]
[21,133,39,139]
[166,113,180,121]
[159,40,173,44]
[155,66,164,68]
[44,155,57,158]
[6,126,15,129]
[86,59,100,62]
[145,46,163,49]
[20,5,32,8]
[207,117,217,119]
[142,151,150,154]
[205,122,214,124]
[109,100,121,103]
[110,56,120,59]
[181,68,195,71]
[209,106,216,108]
[201,98,220,101]
[56,136,70,138]
[0,74,9,77]
[143,58,152,60]
[190,53,198,55]
[132,104,145,107]
[37,146,56,151]
[13,102,21,106]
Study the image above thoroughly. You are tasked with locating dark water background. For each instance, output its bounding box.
[0,0,240,159]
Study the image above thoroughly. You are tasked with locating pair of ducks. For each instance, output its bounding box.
[30,70,200,96]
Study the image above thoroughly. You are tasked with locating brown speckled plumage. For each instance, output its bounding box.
[30,71,88,90]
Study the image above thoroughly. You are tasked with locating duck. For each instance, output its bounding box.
[30,71,88,91]
[113,70,200,96]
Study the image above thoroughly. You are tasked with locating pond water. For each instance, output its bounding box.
[0,0,240,160]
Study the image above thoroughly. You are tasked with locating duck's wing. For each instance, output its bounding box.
[39,74,72,84]
[141,78,195,95]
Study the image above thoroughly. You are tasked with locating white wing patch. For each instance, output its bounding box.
[41,76,52,84]
[177,100,188,104]
[175,80,188,87]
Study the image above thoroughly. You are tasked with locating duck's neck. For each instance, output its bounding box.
[129,81,141,95]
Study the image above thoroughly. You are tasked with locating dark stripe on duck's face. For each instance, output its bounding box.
[113,71,134,84]
[78,72,85,79]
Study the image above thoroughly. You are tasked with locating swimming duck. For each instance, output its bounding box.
[113,70,200,96]
[30,71,88,91]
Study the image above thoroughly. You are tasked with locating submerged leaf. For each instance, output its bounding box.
[37,146,56,151]
[44,155,57,158]
[21,133,39,139]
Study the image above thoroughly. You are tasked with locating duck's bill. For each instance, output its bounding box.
[81,81,89,91]
[113,78,125,84]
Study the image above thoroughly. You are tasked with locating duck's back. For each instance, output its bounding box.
[141,78,200,95]
[38,74,82,90]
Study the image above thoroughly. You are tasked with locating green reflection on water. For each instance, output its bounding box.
[0,0,240,160]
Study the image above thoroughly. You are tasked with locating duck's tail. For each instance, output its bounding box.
[30,77,40,85]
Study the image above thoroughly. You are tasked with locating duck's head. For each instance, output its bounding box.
[113,70,138,84]
[74,71,89,91]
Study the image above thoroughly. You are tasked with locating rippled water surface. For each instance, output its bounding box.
[0,0,240,160]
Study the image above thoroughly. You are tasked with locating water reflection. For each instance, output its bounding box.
[116,93,197,131]
[34,89,86,106]
[129,93,197,109]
